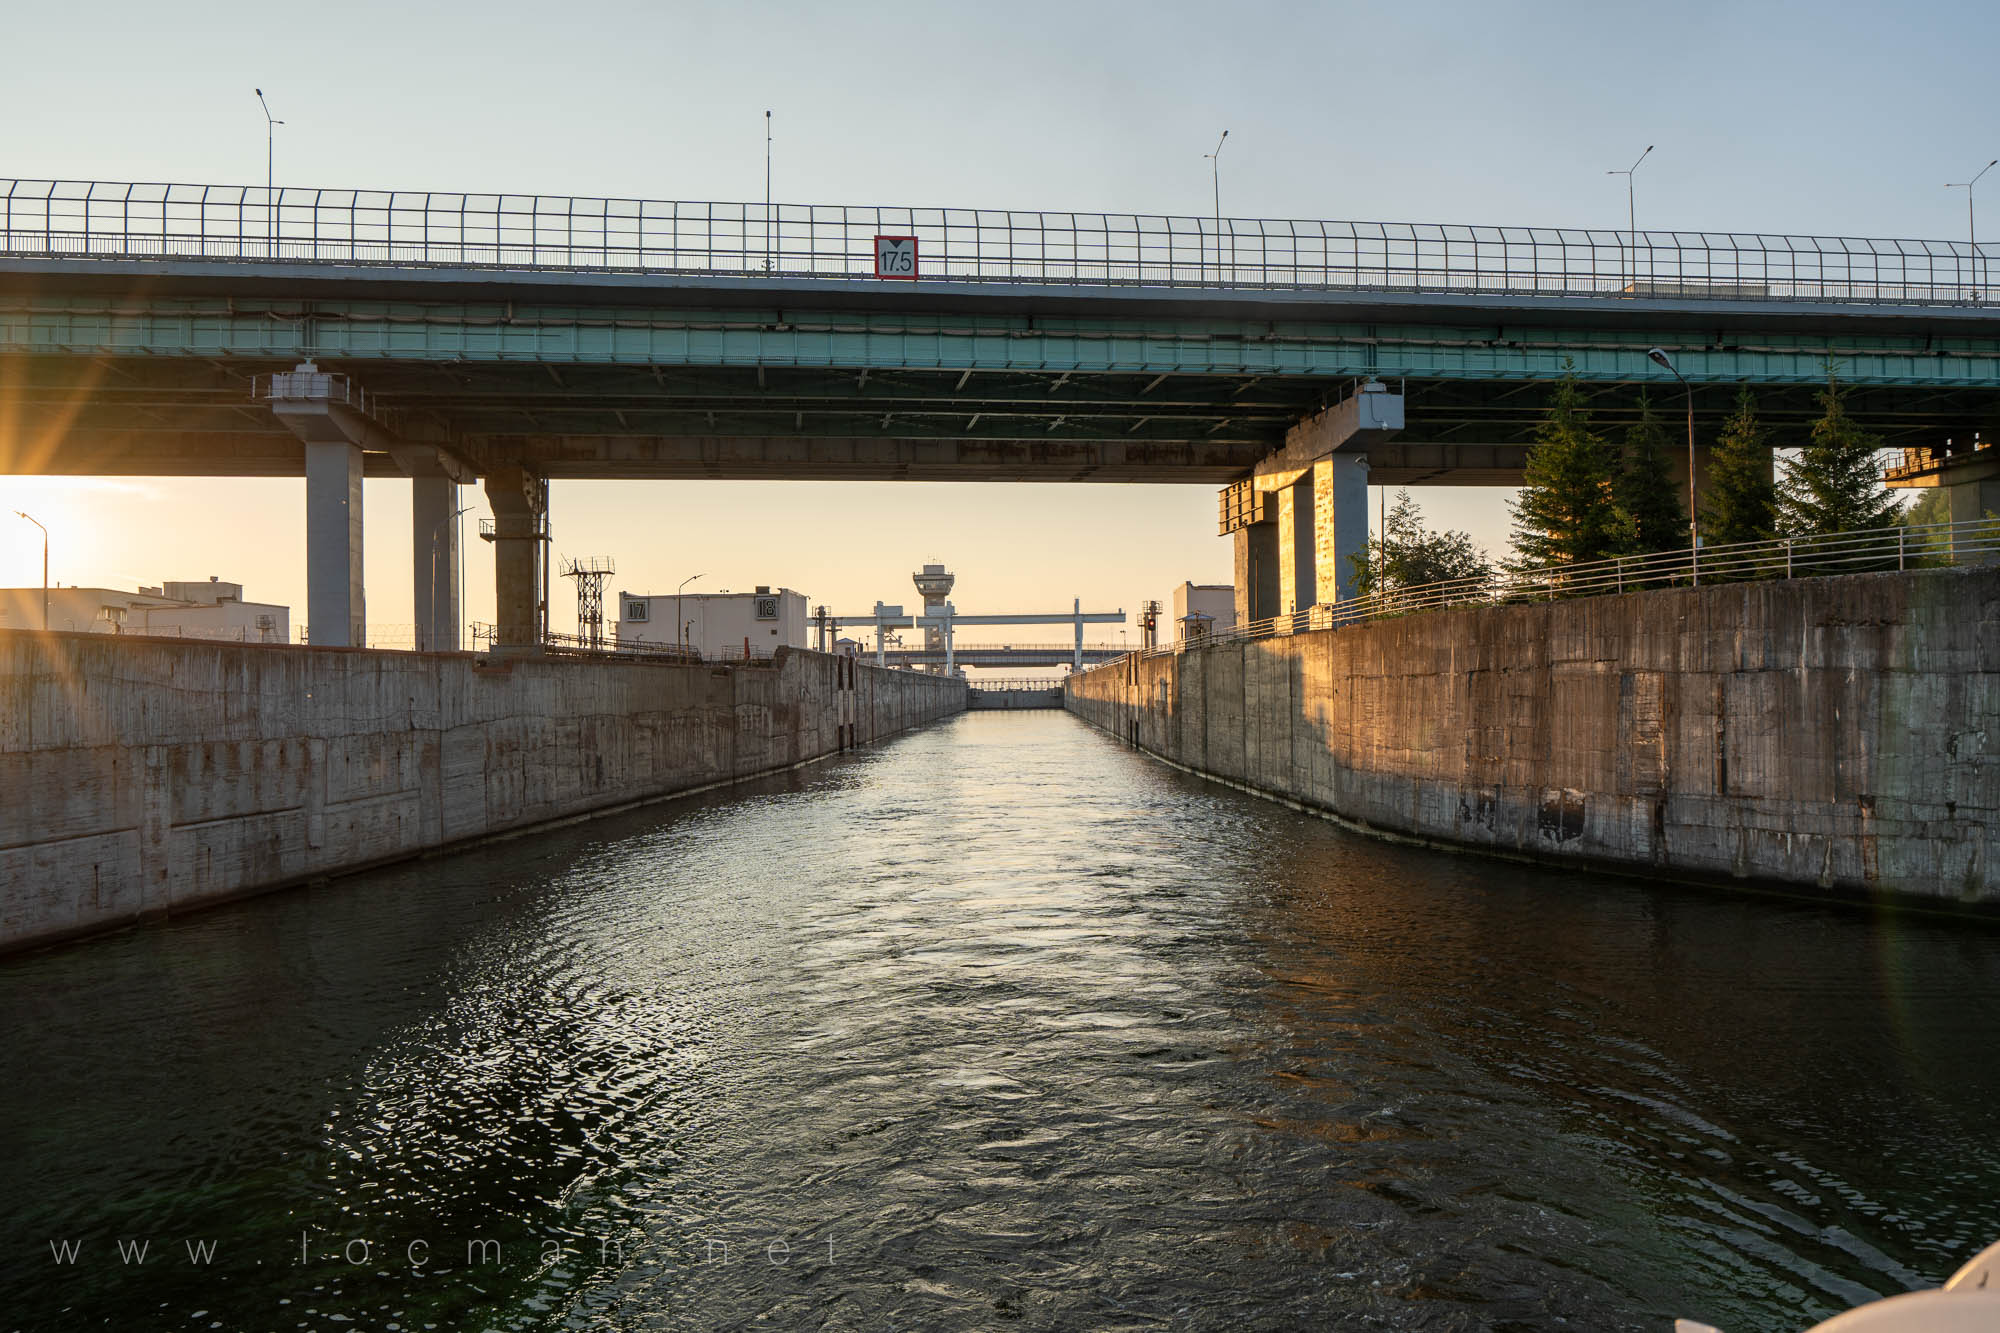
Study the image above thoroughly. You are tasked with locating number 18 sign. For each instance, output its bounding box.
[874,235,918,279]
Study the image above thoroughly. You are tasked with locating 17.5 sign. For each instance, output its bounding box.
[874,234,918,279]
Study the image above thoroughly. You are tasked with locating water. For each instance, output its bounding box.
[3,711,1997,1332]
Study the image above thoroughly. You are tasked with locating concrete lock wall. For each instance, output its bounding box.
[1067,568,2000,908]
[0,634,965,952]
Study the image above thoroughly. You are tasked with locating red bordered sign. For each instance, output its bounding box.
[874,235,918,279]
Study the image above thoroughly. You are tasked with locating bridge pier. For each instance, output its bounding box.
[1233,517,1279,623]
[483,465,547,654]
[1227,382,1397,625]
[264,364,371,647]
[1946,471,2000,528]
[265,363,481,650]
[304,441,366,647]
[412,478,461,652]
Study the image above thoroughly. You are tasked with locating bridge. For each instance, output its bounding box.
[966,678,1065,710]
[821,602,1124,672]
[878,643,1123,669]
[6,178,2000,649]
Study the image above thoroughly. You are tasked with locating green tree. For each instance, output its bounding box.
[1777,375,1899,537]
[1896,487,1956,567]
[1351,490,1492,597]
[1508,364,1623,569]
[1702,386,1780,547]
[1899,487,1949,528]
[1613,392,1687,553]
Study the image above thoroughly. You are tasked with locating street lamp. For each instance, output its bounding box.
[1608,144,1653,290]
[13,511,46,630]
[1946,158,1996,299]
[1204,129,1228,280]
[1647,348,1698,569]
[676,573,703,655]
[255,88,283,259]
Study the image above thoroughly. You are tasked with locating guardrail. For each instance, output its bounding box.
[3,178,1995,306]
[1144,517,2000,662]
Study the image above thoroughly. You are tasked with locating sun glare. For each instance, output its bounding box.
[0,479,154,590]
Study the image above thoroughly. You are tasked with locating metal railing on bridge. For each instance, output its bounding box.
[5,178,1996,306]
[1138,517,2000,663]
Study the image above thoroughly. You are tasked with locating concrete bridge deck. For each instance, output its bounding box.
[9,178,2000,655]
[7,179,2000,490]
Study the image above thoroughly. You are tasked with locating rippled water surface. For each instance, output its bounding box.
[4,711,1999,1332]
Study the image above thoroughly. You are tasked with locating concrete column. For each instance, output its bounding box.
[1949,476,2000,565]
[1276,474,1317,614]
[1949,476,2000,524]
[412,477,460,653]
[1073,597,1084,671]
[1312,454,1370,604]
[304,441,365,647]
[482,466,545,654]
[1233,523,1280,624]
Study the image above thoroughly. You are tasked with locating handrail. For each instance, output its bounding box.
[1149,517,2000,662]
[3,177,1995,306]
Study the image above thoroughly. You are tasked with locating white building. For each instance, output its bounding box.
[1173,581,1236,639]
[0,576,289,642]
[616,585,809,659]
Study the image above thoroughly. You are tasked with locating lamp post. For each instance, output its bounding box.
[1608,144,1653,290]
[255,89,283,259]
[1204,129,1228,281]
[1946,159,1996,299]
[764,109,773,272]
[1647,347,1698,578]
[676,573,703,656]
[13,511,47,630]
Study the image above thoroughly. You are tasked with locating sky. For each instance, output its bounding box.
[4,0,1996,641]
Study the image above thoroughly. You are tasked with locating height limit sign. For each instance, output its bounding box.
[874,234,918,279]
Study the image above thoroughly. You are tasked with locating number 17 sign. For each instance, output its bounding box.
[874,235,918,279]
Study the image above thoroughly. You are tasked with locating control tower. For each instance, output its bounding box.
[912,561,955,669]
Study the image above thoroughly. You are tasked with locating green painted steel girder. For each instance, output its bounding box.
[7,295,2000,388]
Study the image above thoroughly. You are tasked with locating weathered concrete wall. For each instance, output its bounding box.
[1068,568,2000,907]
[0,635,964,951]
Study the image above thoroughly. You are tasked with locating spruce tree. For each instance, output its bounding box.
[1702,386,1779,547]
[1614,391,1687,553]
[1508,364,1622,569]
[1777,375,1899,537]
